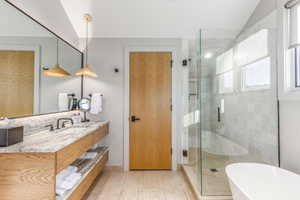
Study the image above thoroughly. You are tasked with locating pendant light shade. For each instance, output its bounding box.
[75,14,98,78]
[43,64,71,77]
[75,64,97,77]
[43,39,71,77]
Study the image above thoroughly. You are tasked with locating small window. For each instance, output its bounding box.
[286,2,300,89]
[237,29,270,91]
[216,49,234,94]
[242,57,271,90]
[288,3,300,49]
[216,49,234,74]
[236,29,268,66]
[295,47,300,87]
[219,71,233,94]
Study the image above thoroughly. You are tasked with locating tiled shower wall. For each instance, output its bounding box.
[207,11,279,165]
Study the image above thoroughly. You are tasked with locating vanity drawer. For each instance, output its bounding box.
[56,124,109,173]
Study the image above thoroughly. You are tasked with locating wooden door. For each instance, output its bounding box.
[0,51,34,118]
[130,52,172,170]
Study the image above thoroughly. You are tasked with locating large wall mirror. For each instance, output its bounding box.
[0,0,83,118]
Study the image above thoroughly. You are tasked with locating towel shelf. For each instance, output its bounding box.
[57,149,109,200]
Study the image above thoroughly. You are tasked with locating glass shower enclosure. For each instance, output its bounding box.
[185,9,280,198]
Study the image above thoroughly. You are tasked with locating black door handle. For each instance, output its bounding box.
[217,107,221,122]
[131,115,141,122]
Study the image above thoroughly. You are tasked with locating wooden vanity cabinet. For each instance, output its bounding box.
[0,123,109,200]
[56,123,109,173]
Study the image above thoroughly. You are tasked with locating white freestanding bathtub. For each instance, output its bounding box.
[226,163,300,200]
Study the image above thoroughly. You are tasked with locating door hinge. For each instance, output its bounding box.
[171,148,173,155]
[170,105,173,111]
[170,60,173,68]
[183,150,188,157]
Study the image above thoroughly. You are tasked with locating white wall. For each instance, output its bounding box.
[80,38,183,167]
[243,0,277,30]
[277,0,300,174]
[6,0,79,48]
[279,101,300,173]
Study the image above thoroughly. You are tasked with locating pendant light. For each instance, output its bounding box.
[43,39,71,77]
[75,14,98,78]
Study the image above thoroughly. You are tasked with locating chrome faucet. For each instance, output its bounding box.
[56,118,74,129]
[45,124,54,131]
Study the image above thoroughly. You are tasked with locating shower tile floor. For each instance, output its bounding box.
[202,152,232,195]
[186,148,232,197]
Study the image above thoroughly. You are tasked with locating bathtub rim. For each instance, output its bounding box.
[226,162,300,200]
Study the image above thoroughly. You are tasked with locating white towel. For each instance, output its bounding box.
[56,172,82,190]
[56,188,67,197]
[79,152,98,159]
[91,143,99,150]
[90,93,102,114]
[58,93,69,111]
[56,166,78,182]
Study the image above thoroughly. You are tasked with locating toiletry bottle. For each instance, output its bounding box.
[72,98,78,110]
[72,113,81,124]
[72,114,78,125]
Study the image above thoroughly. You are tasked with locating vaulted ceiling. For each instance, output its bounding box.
[60,0,260,38]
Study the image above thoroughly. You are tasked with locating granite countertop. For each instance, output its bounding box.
[0,121,109,153]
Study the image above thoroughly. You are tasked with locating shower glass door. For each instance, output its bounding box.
[185,31,202,194]
[199,11,280,196]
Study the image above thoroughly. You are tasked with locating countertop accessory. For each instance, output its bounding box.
[79,98,91,122]
[0,126,24,147]
[72,113,82,124]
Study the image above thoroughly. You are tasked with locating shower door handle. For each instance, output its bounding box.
[131,115,141,122]
[217,107,221,122]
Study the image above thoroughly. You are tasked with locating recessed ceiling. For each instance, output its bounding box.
[60,0,260,38]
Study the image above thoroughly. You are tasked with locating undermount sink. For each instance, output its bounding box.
[58,121,103,131]
[53,125,88,133]
[71,125,90,128]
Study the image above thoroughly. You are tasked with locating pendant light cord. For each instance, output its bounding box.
[86,18,89,66]
[57,39,59,65]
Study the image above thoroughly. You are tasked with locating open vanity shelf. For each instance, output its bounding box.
[0,122,109,200]
[57,147,109,200]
